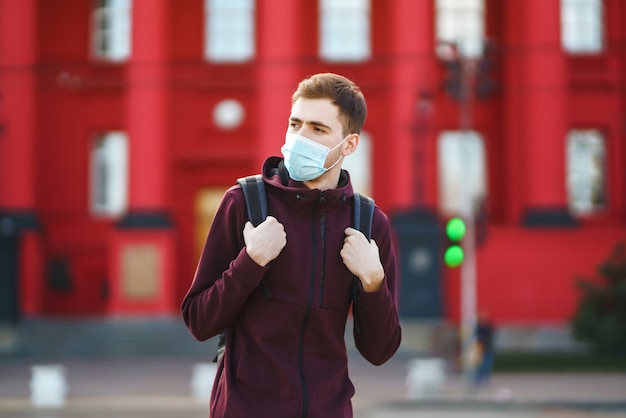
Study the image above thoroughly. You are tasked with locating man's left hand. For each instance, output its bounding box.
[340,227,384,292]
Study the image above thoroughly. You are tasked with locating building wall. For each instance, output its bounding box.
[0,0,624,326]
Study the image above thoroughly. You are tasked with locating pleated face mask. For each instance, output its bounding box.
[281,133,348,181]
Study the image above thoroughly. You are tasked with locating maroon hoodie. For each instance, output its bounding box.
[182,157,401,418]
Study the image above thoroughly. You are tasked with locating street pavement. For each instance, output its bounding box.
[1,349,625,418]
[0,328,625,418]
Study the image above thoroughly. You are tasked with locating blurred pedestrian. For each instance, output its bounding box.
[181,73,401,418]
[472,311,496,387]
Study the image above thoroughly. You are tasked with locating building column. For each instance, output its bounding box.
[0,0,43,321]
[385,0,436,210]
[254,0,302,171]
[386,0,446,321]
[109,0,176,315]
[516,0,574,226]
[620,0,626,221]
[125,0,169,213]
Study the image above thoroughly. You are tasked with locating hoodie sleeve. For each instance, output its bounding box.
[353,209,402,365]
[181,187,268,341]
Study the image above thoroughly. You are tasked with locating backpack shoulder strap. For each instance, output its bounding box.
[350,192,375,333]
[236,174,267,227]
[214,175,268,363]
[353,192,375,240]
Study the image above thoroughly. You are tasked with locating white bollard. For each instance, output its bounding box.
[190,362,217,405]
[30,364,68,408]
[405,358,446,399]
[495,387,513,401]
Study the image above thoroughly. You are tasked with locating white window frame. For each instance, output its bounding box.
[90,132,129,217]
[91,0,132,62]
[435,0,485,59]
[319,0,371,63]
[437,130,487,215]
[204,0,255,63]
[561,0,604,54]
[566,129,607,215]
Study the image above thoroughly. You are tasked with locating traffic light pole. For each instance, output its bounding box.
[459,207,477,373]
[458,57,479,376]
[442,40,497,378]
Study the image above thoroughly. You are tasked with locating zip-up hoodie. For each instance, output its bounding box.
[182,156,401,418]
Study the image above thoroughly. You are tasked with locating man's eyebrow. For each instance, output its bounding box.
[289,117,332,131]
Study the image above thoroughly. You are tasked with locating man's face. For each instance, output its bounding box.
[288,98,344,146]
[287,98,359,179]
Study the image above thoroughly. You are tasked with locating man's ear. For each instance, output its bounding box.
[343,133,359,156]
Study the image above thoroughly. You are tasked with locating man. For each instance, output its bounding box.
[182,73,401,418]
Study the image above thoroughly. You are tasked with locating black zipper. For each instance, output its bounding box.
[298,193,323,418]
[318,214,327,307]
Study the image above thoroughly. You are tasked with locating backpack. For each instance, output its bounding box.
[213,174,375,362]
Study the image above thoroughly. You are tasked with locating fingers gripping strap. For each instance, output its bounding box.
[237,175,267,227]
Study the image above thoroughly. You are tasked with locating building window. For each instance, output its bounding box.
[438,130,487,215]
[90,132,128,217]
[435,0,485,58]
[92,0,132,62]
[319,0,371,62]
[566,129,606,215]
[205,0,255,63]
[561,0,604,54]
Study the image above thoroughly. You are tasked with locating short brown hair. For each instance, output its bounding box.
[292,73,367,136]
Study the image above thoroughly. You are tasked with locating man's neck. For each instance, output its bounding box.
[303,168,342,191]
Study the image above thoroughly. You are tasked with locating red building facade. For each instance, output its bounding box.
[0,0,624,328]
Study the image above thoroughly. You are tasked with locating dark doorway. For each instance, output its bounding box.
[392,208,444,319]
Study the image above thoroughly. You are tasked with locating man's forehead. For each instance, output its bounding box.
[290,98,341,129]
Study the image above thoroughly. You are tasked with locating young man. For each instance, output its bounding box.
[182,73,401,418]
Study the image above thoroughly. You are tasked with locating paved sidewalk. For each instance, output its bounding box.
[1,321,625,418]
[1,349,625,418]
[350,349,626,418]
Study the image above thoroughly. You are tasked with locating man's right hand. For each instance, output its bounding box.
[244,216,287,267]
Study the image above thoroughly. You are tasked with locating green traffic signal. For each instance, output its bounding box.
[444,217,466,268]
[444,245,464,268]
[446,217,466,242]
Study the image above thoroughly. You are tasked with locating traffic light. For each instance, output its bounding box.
[444,217,466,268]
[476,40,499,99]
[441,58,463,100]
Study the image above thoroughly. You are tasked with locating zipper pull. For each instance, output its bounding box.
[319,190,326,203]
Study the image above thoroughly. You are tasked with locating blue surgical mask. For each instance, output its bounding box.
[281,133,348,181]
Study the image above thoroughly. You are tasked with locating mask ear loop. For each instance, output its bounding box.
[324,133,354,172]
[324,153,344,172]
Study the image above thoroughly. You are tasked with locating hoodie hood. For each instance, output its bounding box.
[261,156,355,214]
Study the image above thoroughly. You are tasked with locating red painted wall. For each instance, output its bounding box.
[445,227,625,324]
